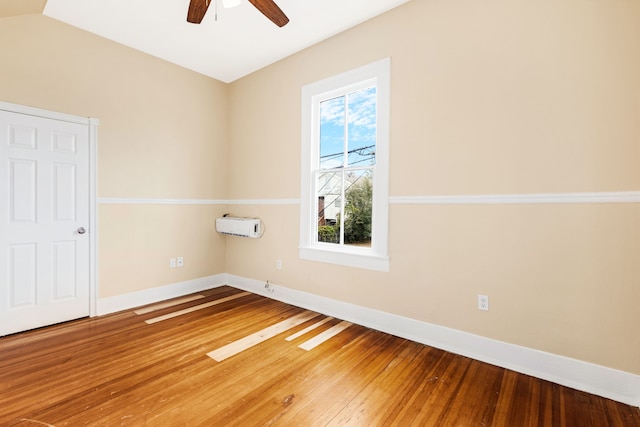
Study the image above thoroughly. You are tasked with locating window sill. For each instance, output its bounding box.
[299,246,389,272]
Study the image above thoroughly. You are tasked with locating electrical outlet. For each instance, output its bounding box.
[276,259,282,270]
[169,258,176,268]
[478,294,489,311]
[177,257,184,267]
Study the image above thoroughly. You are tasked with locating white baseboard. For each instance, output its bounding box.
[226,274,640,408]
[97,274,226,315]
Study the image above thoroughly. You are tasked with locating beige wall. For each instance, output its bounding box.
[0,0,45,19]
[1,0,638,377]
[0,14,230,297]
[227,0,640,375]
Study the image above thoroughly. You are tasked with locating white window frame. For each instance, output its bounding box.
[299,58,390,272]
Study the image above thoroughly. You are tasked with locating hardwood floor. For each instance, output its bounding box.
[1,286,638,426]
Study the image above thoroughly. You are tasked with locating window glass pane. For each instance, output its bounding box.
[344,169,373,248]
[320,96,345,170]
[347,87,377,167]
[316,171,342,244]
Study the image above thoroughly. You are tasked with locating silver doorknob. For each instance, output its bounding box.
[77,227,87,234]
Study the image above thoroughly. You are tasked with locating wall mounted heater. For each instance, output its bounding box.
[215,217,262,238]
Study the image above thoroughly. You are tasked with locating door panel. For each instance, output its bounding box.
[53,240,77,300]
[53,162,77,221]
[1,109,90,336]
[8,243,37,308]
[9,159,37,223]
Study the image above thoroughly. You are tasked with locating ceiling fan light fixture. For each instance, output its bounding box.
[222,0,241,8]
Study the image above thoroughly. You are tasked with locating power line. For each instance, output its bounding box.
[320,144,375,159]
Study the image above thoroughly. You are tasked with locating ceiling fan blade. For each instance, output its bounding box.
[248,0,289,27]
[187,0,210,24]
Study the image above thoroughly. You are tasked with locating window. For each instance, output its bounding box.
[300,58,390,271]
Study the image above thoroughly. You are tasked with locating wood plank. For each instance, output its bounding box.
[0,285,638,426]
[285,316,333,341]
[134,294,205,314]
[214,326,397,426]
[0,289,299,425]
[298,320,352,351]
[144,291,251,324]
[207,310,320,361]
[325,340,430,425]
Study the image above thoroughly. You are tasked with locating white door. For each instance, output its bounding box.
[0,109,90,336]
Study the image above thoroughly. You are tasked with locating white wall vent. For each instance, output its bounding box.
[215,217,262,238]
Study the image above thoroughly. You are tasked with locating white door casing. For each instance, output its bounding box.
[0,102,98,336]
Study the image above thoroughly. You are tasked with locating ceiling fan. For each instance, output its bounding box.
[187,0,289,27]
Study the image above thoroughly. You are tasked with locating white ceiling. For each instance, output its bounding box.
[43,0,410,83]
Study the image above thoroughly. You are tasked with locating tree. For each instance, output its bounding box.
[318,224,339,243]
[344,176,372,244]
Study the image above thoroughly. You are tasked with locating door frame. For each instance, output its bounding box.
[0,101,99,317]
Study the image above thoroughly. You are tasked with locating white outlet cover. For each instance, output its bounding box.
[478,295,489,311]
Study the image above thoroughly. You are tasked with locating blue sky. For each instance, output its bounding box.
[320,86,377,170]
